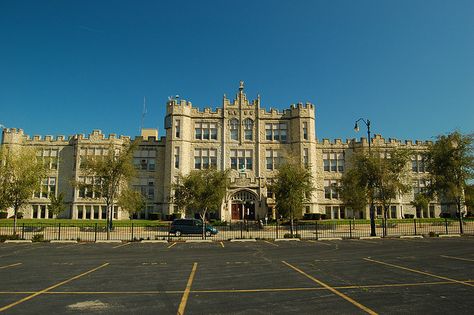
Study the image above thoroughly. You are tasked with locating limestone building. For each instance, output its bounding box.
[1,82,441,220]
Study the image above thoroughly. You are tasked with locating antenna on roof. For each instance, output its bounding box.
[140,97,147,133]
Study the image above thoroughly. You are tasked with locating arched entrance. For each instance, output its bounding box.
[230,190,258,220]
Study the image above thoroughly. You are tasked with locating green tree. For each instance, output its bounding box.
[0,146,47,234]
[424,132,474,233]
[118,188,146,219]
[340,148,411,236]
[172,168,229,238]
[77,140,138,239]
[410,192,430,218]
[270,160,314,237]
[48,192,65,218]
[465,184,474,216]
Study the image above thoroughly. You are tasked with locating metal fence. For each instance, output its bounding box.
[0,219,473,241]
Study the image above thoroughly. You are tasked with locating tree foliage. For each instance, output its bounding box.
[76,140,138,237]
[172,168,229,219]
[118,188,146,218]
[270,160,314,236]
[0,146,47,233]
[48,192,65,217]
[424,131,474,227]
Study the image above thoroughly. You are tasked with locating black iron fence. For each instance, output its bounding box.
[0,219,473,242]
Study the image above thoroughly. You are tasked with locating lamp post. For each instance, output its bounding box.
[354,118,376,236]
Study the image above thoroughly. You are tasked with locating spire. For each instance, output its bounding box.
[239,80,244,92]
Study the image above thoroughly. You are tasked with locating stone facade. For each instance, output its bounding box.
[1,82,442,220]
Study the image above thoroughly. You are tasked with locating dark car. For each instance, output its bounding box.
[169,218,218,237]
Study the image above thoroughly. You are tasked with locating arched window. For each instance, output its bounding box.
[230,119,239,141]
[243,118,253,141]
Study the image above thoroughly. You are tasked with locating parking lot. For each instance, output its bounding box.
[0,237,473,314]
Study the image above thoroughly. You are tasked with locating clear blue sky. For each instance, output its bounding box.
[1,0,473,143]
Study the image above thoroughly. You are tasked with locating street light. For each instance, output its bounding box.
[354,118,371,151]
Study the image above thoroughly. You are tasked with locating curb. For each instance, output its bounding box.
[4,240,32,243]
[186,240,213,243]
[360,236,381,240]
[230,239,256,242]
[95,240,122,243]
[400,235,423,239]
[141,240,168,243]
[439,234,461,238]
[50,240,78,243]
[318,237,342,241]
[275,238,301,241]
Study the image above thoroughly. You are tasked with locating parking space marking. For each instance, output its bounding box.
[220,242,225,248]
[0,262,110,312]
[177,262,197,315]
[282,261,378,315]
[168,242,177,249]
[364,258,474,287]
[264,240,278,247]
[440,255,474,263]
[0,263,22,269]
[112,242,131,249]
[307,240,332,246]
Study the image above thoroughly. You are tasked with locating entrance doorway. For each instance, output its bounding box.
[230,190,258,221]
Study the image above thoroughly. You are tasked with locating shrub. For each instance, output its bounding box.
[16,212,23,219]
[283,233,301,238]
[0,211,8,219]
[321,214,327,220]
[148,212,161,220]
[404,214,415,219]
[32,234,44,242]
[439,212,451,218]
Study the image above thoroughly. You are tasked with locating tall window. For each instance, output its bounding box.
[37,149,59,170]
[174,147,180,169]
[323,152,344,172]
[195,122,218,140]
[133,148,157,171]
[175,119,181,138]
[194,148,217,169]
[230,119,239,141]
[303,122,308,140]
[265,123,288,142]
[324,180,339,199]
[266,150,283,170]
[411,155,426,173]
[230,149,253,171]
[413,179,429,197]
[303,148,309,167]
[244,118,254,141]
[36,177,56,199]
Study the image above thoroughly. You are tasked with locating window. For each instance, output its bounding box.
[412,155,426,173]
[230,149,253,170]
[175,119,181,138]
[303,122,308,140]
[267,179,274,198]
[195,122,218,140]
[266,150,283,170]
[265,123,288,142]
[324,180,339,199]
[194,148,217,169]
[174,147,180,169]
[230,119,239,141]
[303,148,309,167]
[323,152,344,173]
[413,179,429,197]
[244,118,253,141]
[36,177,56,199]
[133,148,156,171]
[37,149,59,170]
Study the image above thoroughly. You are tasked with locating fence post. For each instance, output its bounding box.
[414,219,417,236]
[240,222,243,239]
[349,220,352,239]
[21,223,25,239]
[295,223,298,238]
[94,223,98,242]
[131,223,134,242]
[445,218,448,234]
[58,223,61,241]
[276,221,279,239]
[315,222,318,240]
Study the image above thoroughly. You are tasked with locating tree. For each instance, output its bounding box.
[118,189,146,219]
[172,168,229,238]
[465,184,474,216]
[77,140,138,239]
[424,132,474,233]
[410,193,430,217]
[0,146,47,234]
[340,148,411,236]
[270,160,314,237]
[48,192,65,218]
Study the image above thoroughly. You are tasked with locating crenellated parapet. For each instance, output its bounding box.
[318,134,432,150]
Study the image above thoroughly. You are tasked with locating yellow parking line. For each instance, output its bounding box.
[0,263,22,269]
[177,263,197,315]
[282,261,378,315]
[364,258,474,287]
[168,242,177,249]
[0,262,109,312]
[220,242,225,248]
[264,240,278,247]
[112,242,131,249]
[440,255,474,263]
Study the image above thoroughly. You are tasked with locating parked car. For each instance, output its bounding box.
[169,218,218,237]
